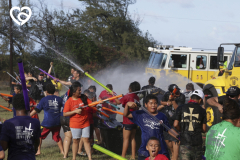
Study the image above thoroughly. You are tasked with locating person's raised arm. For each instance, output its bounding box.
[123,102,137,118]
[58,80,72,86]
[25,76,37,81]
[47,62,53,79]
[207,97,223,113]
[157,105,164,111]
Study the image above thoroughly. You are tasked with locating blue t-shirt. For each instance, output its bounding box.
[0,116,41,160]
[36,95,63,128]
[131,110,170,157]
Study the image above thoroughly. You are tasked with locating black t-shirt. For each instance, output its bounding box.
[68,74,73,82]
[175,102,206,146]
[161,91,185,126]
[42,78,52,91]
[218,95,226,105]
[141,85,165,104]
[70,78,83,86]
[218,95,240,108]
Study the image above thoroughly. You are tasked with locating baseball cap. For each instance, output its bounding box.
[39,72,44,76]
[191,90,204,99]
[226,86,240,96]
[168,84,180,92]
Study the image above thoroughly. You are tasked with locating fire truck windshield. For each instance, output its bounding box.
[147,52,167,69]
[234,46,240,67]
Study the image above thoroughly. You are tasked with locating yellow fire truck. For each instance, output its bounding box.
[203,43,240,130]
[203,43,240,97]
[146,45,232,88]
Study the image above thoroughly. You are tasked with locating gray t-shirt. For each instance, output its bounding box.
[184,91,193,104]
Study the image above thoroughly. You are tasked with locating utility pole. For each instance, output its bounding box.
[9,0,13,87]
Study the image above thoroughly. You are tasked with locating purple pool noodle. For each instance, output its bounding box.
[36,66,59,81]
[17,59,30,111]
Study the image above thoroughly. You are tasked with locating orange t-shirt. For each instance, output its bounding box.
[63,97,92,128]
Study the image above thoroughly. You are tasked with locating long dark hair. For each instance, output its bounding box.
[69,82,88,105]
[222,97,240,120]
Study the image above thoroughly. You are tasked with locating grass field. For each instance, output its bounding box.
[0,90,134,160]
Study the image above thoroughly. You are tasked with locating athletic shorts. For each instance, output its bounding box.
[60,116,70,133]
[41,126,61,142]
[93,118,99,128]
[163,127,178,142]
[90,124,94,139]
[70,126,90,139]
[123,124,137,130]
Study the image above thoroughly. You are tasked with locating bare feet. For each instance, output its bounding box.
[35,151,41,156]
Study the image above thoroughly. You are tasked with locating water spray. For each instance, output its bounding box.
[14,72,19,79]
[3,71,29,92]
[17,59,30,111]
[26,36,113,94]
[4,71,21,84]
[34,65,69,89]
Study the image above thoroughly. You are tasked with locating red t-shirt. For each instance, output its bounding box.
[119,93,139,124]
[86,106,96,124]
[63,97,92,128]
[99,90,117,115]
[29,98,39,120]
[145,154,169,160]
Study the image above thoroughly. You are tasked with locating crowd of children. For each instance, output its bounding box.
[1,65,240,160]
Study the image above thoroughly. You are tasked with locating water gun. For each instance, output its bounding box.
[77,95,123,118]
[0,105,12,112]
[0,93,13,97]
[92,144,127,160]
[92,107,109,119]
[35,65,69,89]
[105,101,120,110]
[78,95,123,109]
[102,107,123,115]
[170,87,179,98]
[18,59,30,111]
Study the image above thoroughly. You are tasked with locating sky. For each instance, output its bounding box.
[12,0,240,51]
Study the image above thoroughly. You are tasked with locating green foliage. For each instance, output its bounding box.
[0,0,158,81]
